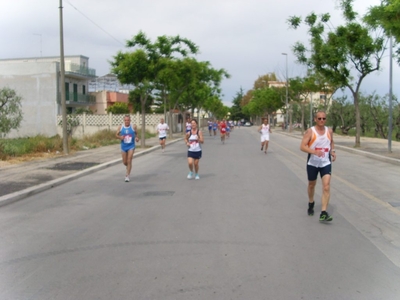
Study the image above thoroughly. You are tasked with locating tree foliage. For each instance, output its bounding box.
[364,0,400,64]
[106,102,130,114]
[0,87,23,136]
[110,31,199,147]
[288,0,385,147]
[229,88,246,121]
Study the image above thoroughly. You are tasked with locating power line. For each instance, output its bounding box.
[65,0,126,47]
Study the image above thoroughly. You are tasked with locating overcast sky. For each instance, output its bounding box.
[0,0,397,106]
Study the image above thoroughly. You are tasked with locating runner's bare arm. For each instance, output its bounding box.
[198,130,204,144]
[329,128,336,161]
[300,129,314,154]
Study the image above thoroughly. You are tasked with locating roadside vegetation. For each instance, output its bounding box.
[0,129,155,161]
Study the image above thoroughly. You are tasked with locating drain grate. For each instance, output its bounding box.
[47,162,99,171]
[142,191,175,197]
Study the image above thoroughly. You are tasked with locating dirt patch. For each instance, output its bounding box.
[47,162,99,171]
[0,152,68,165]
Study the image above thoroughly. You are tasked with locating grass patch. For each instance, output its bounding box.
[0,129,156,161]
[335,128,399,140]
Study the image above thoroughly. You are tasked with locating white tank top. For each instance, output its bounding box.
[307,126,331,168]
[188,130,201,152]
[261,124,270,135]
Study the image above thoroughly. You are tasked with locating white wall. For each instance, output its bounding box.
[0,61,59,138]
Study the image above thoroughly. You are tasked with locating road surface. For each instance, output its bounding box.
[1,127,399,299]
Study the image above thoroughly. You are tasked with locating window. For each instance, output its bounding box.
[73,84,78,102]
[65,82,70,100]
[82,85,86,95]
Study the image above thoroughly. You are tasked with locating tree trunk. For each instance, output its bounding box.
[353,91,361,147]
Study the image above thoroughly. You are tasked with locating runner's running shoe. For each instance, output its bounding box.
[319,211,333,222]
[308,202,314,216]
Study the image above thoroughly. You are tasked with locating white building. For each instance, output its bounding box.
[0,55,96,138]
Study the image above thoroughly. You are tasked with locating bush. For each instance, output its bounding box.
[106,102,130,114]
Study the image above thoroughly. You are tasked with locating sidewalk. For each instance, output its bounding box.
[278,128,400,164]
[0,134,184,207]
[1,129,399,207]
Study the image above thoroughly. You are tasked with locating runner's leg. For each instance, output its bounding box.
[126,149,134,176]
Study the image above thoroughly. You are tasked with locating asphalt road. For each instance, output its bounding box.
[1,128,400,300]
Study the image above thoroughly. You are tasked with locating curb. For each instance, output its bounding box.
[0,138,183,207]
[277,131,400,166]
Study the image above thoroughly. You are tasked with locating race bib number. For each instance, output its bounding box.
[124,135,132,143]
[189,140,198,150]
[315,147,329,158]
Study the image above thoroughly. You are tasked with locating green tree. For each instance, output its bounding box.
[129,89,153,114]
[106,102,130,114]
[111,31,198,147]
[289,75,320,133]
[229,88,246,121]
[252,87,283,124]
[364,0,400,64]
[328,95,355,134]
[0,87,23,136]
[288,0,385,147]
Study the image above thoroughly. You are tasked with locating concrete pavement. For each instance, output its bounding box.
[0,134,184,207]
[0,127,399,207]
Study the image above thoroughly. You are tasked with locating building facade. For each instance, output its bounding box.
[0,55,96,138]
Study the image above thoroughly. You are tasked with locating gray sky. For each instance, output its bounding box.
[0,0,397,106]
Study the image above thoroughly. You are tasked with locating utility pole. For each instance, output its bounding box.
[59,0,69,154]
[388,35,393,153]
[282,53,289,131]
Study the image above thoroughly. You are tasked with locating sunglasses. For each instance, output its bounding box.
[317,118,326,120]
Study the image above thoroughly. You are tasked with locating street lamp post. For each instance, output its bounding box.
[282,53,288,131]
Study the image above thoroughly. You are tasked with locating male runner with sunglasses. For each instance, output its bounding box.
[300,111,336,222]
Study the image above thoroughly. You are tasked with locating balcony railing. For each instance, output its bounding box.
[58,92,96,105]
[65,62,96,77]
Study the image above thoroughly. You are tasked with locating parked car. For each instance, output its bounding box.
[243,121,253,127]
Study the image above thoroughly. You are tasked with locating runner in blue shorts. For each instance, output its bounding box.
[116,115,139,182]
[212,120,218,137]
[300,111,337,222]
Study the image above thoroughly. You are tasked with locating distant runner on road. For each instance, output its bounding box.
[219,119,227,144]
[116,115,139,182]
[300,111,336,222]
[157,118,169,152]
[185,119,204,180]
[258,118,271,154]
[208,120,213,136]
[185,118,192,134]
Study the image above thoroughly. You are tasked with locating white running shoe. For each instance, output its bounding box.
[125,176,129,182]
[195,174,200,180]
[187,172,193,179]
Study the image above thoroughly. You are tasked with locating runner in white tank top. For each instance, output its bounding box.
[300,111,336,222]
[184,119,204,180]
[258,118,272,154]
